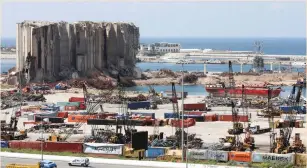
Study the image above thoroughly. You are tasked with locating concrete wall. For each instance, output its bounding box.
[16,21,140,82]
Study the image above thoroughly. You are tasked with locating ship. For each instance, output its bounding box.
[205,83,282,98]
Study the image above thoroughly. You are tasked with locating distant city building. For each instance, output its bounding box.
[139,42,181,55]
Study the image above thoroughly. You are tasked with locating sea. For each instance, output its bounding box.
[1,37,306,96]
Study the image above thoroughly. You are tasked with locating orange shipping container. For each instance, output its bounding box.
[65,106,78,111]
[229,151,251,162]
[68,115,98,123]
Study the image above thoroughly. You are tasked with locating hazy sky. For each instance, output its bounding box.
[1,1,306,38]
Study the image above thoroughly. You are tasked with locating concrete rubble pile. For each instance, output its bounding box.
[16,20,140,84]
[154,69,177,78]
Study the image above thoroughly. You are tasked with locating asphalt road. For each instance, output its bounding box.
[1,157,160,168]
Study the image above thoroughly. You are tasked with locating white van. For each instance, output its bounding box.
[68,158,90,167]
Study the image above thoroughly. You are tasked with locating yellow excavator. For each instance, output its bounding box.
[47,133,64,142]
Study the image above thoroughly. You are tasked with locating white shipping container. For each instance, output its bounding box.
[252,152,294,163]
[207,150,228,161]
[83,143,124,155]
[188,149,208,160]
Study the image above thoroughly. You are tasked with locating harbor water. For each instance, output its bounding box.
[124,85,306,98]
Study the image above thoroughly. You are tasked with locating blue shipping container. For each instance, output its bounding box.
[164,112,178,119]
[280,106,306,114]
[146,147,165,158]
[1,141,8,148]
[128,101,151,110]
[131,112,155,119]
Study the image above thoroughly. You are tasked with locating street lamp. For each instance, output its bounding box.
[41,118,49,161]
[181,63,184,162]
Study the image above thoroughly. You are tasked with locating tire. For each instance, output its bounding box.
[68,163,72,166]
[81,164,84,167]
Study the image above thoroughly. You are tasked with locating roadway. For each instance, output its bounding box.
[1,157,160,168]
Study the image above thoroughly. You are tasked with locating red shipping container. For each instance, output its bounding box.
[184,112,205,116]
[79,102,86,110]
[204,114,218,122]
[44,142,83,153]
[57,112,69,118]
[171,118,195,128]
[184,103,206,111]
[219,115,248,122]
[64,106,78,111]
[69,97,85,102]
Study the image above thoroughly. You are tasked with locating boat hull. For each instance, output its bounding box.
[205,87,282,98]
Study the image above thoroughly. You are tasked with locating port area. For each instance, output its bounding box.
[1,89,306,153]
[137,52,306,64]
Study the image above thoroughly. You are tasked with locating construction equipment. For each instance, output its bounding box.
[270,84,305,153]
[46,132,64,142]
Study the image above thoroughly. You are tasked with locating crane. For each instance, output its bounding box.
[59,80,115,142]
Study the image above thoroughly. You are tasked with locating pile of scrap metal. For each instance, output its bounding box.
[180,74,198,83]
[1,93,45,110]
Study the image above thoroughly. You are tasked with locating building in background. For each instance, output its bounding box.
[139,42,181,55]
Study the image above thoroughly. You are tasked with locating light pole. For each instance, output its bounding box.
[181,63,185,162]
[41,121,44,161]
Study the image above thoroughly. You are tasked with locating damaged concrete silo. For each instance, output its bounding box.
[16,21,140,82]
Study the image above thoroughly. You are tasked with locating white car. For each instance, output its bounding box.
[68,158,90,167]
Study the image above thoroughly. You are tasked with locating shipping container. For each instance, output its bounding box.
[204,114,218,122]
[131,112,155,119]
[83,143,124,155]
[34,116,64,123]
[56,102,80,107]
[68,115,98,123]
[146,147,166,158]
[184,111,206,116]
[184,103,206,111]
[252,152,294,163]
[218,115,248,122]
[64,106,78,111]
[128,101,151,110]
[207,150,228,162]
[57,112,69,118]
[171,118,195,128]
[180,115,205,122]
[44,142,83,153]
[164,112,178,119]
[188,149,208,160]
[295,153,307,166]
[1,141,8,148]
[69,97,85,102]
[79,102,86,110]
[229,151,251,162]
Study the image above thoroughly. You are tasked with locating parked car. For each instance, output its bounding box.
[68,158,90,167]
[39,160,57,168]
